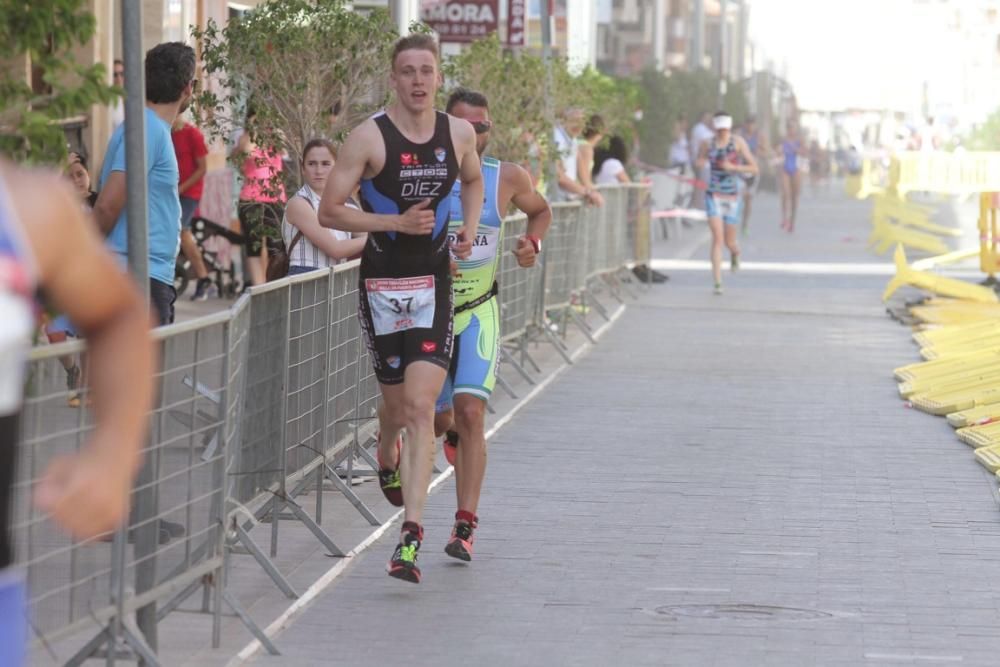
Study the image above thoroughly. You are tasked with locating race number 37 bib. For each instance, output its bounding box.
[365,276,436,336]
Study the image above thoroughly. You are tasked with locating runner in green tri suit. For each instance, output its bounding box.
[433,89,552,562]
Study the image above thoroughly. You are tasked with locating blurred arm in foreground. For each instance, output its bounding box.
[3,161,156,541]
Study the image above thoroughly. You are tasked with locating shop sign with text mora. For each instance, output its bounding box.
[421,0,498,43]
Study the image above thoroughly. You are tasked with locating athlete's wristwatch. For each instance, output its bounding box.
[525,235,542,254]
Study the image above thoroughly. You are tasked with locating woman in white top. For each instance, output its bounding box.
[283,138,366,275]
[593,136,631,185]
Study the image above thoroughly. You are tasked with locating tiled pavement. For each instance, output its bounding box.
[246,189,1000,666]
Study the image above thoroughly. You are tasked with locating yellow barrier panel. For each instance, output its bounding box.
[974,445,1000,472]
[957,422,1000,448]
[913,318,1000,346]
[920,332,1000,359]
[911,248,980,271]
[909,301,1000,326]
[947,404,1000,429]
[891,151,1000,196]
[979,192,1000,281]
[845,158,883,200]
[909,384,1000,416]
[915,325,1000,349]
[869,216,950,255]
[899,364,1000,399]
[873,194,961,237]
[882,245,999,303]
[894,348,1000,383]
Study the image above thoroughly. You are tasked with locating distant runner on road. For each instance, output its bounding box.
[780,122,806,233]
[736,115,768,236]
[696,111,758,295]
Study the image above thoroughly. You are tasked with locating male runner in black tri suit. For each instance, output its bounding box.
[319,33,483,583]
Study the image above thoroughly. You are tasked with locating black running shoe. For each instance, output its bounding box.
[444,519,476,562]
[376,433,403,507]
[388,522,422,583]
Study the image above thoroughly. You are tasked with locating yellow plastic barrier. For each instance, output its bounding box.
[913,318,1000,346]
[883,245,999,304]
[894,348,1000,383]
[899,364,1000,399]
[921,332,1000,359]
[911,248,980,271]
[890,151,1000,196]
[909,385,1000,416]
[909,301,1000,326]
[845,158,883,200]
[974,444,1000,472]
[957,422,1000,448]
[947,404,1000,429]
[915,326,1000,350]
[980,192,1000,281]
[869,217,950,256]
[873,194,961,237]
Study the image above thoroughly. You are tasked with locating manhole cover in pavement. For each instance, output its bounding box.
[655,604,833,621]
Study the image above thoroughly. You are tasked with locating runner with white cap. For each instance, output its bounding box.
[696,111,758,295]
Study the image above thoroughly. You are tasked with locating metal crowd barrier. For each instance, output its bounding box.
[16,183,649,664]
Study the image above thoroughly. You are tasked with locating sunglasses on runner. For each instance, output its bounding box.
[471,120,492,134]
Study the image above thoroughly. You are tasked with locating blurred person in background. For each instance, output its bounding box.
[0,160,155,667]
[593,135,631,186]
[669,116,691,173]
[808,139,827,194]
[281,138,366,275]
[110,59,125,130]
[554,108,603,206]
[595,136,668,284]
[736,116,768,235]
[234,105,286,287]
[576,114,605,196]
[171,112,214,300]
[689,111,714,210]
[66,152,98,210]
[779,122,806,233]
[93,41,196,327]
[44,152,102,407]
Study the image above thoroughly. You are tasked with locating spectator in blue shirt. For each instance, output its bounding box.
[93,42,196,326]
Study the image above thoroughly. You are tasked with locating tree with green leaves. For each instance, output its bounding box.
[563,66,643,145]
[0,0,119,164]
[966,109,1000,151]
[440,34,550,166]
[193,0,397,173]
[637,67,749,167]
[441,33,644,185]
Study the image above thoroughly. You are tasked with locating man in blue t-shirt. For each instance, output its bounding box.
[94,42,196,326]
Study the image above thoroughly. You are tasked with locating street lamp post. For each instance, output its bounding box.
[389,0,408,34]
[691,0,704,70]
[718,0,727,107]
[120,2,157,662]
[541,0,556,201]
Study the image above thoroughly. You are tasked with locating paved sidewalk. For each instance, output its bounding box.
[249,189,1000,666]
